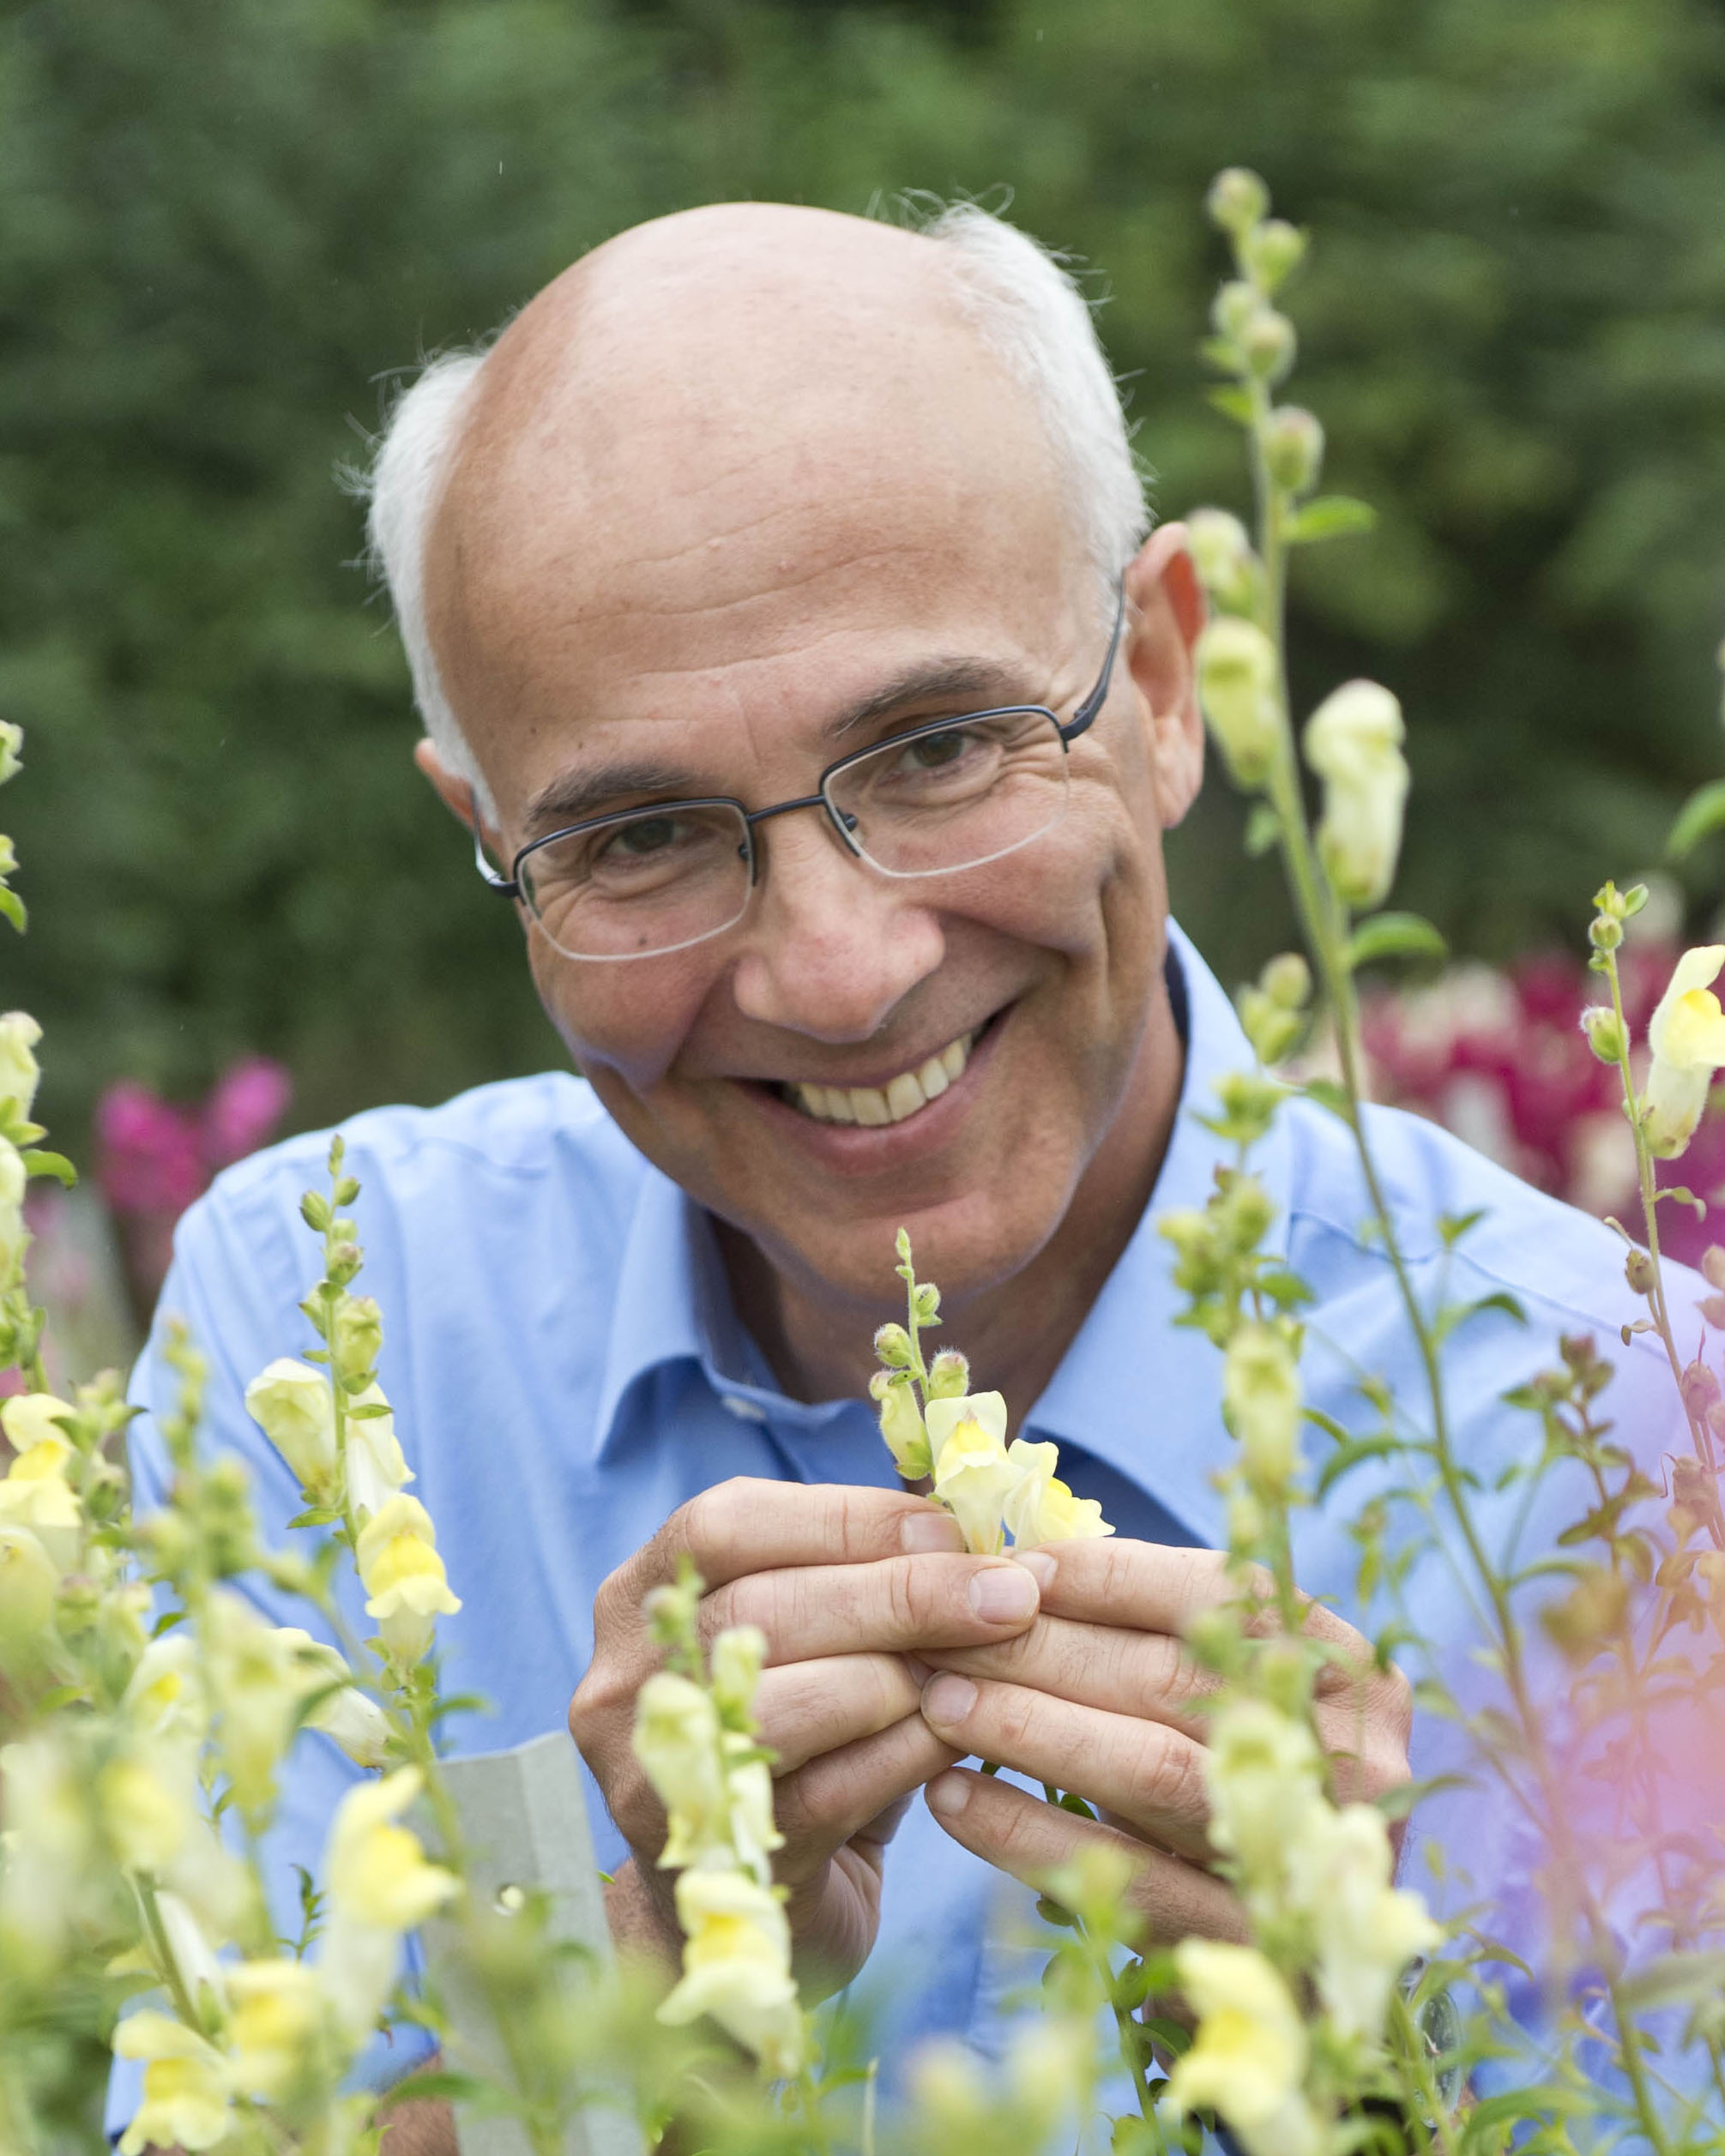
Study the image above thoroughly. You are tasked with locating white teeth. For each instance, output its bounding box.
[786,1031,979,1126]
[884,1072,924,1121]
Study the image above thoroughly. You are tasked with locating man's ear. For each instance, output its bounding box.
[1121,521,1207,828]
[413,738,508,863]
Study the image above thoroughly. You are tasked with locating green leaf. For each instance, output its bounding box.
[1300,1076,1356,1123]
[19,1148,75,1186]
[1657,1184,1708,1218]
[1439,1207,1488,1247]
[1315,1434,1400,1498]
[1668,778,1725,859]
[1285,494,1376,544]
[1614,1950,1725,2013]
[1204,383,1254,425]
[1432,1291,1527,1346]
[1348,911,1449,968]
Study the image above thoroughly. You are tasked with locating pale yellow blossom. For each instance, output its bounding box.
[1223,1322,1303,1492]
[657,1866,804,2077]
[1002,1438,1112,1545]
[1197,617,1282,786]
[325,1767,457,1931]
[99,1749,197,1874]
[635,1671,731,1870]
[342,1382,413,1522]
[926,1391,1019,1554]
[0,1141,24,1277]
[0,1011,41,1117]
[1643,945,1725,1159]
[0,1521,57,1644]
[227,1956,331,2099]
[356,1493,460,1665]
[1167,1940,1321,2156]
[113,2013,232,2153]
[1286,1800,1439,2041]
[1304,679,1408,909]
[0,1418,79,1569]
[1204,1698,1325,1894]
[244,1358,338,1499]
[870,1369,932,1479]
[274,1625,393,1769]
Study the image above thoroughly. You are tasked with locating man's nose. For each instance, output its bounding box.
[727,811,945,1041]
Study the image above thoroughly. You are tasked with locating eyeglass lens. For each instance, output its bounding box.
[519,708,1069,960]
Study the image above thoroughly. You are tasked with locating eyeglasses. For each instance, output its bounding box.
[475,589,1125,962]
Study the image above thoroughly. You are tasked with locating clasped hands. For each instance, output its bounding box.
[570,1478,1412,1994]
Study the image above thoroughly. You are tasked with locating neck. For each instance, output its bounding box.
[717,973,1187,1421]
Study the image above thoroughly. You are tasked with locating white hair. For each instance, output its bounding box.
[361,202,1148,813]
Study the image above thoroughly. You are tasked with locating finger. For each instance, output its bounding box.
[754,1654,923,1776]
[772,1713,961,1885]
[920,1613,1216,1741]
[595,1478,964,1635]
[700,1552,1040,1662]
[918,1672,1212,1861]
[1012,1539,1365,1654]
[924,1768,1245,1947]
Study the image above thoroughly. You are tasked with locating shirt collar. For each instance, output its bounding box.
[592,921,1289,1527]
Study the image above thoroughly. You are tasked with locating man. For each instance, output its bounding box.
[116,198,1686,2138]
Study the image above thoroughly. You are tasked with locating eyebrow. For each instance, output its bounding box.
[522,653,1036,832]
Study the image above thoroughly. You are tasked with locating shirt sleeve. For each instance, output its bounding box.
[106,1161,438,2138]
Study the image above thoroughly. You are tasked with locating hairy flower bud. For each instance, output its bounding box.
[925,1349,971,1400]
[1196,617,1282,787]
[1185,508,1259,616]
[1262,406,1324,494]
[1242,309,1297,384]
[1588,913,1623,953]
[872,1322,914,1369]
[330,1295,383,1390]
[1261,952,1312,1010]
[1579,1003,1627,1065]
[1210,279,1258,345]
[1206,166,1270,237]
[1624,1247,1657,1297]
[1236,987,1302,1069]
[1241,217,1306,292]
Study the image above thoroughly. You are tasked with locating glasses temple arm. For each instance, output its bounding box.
[472,823,520,899]
[1059,582,1128,744]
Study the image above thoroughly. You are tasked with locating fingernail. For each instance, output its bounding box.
[926,1768,972,1818]
[902,1509,964,1554]
[920,1673,977,1728]
[969,1564,1039,1623]
[1012,1547,1058,1591]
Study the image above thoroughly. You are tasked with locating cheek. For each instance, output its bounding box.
[527,934,709,1095]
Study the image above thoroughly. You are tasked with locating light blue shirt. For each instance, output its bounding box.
[109,924,1697,2123]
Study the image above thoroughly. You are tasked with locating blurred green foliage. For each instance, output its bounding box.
[7,0,1725,1150]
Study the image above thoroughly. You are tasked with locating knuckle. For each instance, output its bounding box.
[1135,1729,1209,1822]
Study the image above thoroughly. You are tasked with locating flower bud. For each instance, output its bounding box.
[330,1295,383,1389]
[1206,167,1270,237]
[926,1349,971,1400]
[1210,280,1258,345]
[1241,218,1306,292]
[1196,617,1282,787]
[1541,1566,1630,1663]
[872,1322,914,1369]
[1237,987,1302,1068]
[1624,1247,1656,1297]
[1242,309,1297,384]
[1223,1322,1302,1493]
[1579,1004,1627,1065]
[1262,406,1324,495]
[0,723,22,786]
[0,1013,41,1120]
[1185,508,1259,615]
[1589,913,1623,953]
[912,1281,941,1326]
[326,1239,362,1286]
[869,1370,932,1480]
[1261,952,1312,1010]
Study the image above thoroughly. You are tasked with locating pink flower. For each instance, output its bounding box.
[94,1059,292,1224]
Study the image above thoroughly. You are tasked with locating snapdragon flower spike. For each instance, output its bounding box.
[876,1234,1112,1551]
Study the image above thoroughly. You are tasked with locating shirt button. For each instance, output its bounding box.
[720,1394,767,1424]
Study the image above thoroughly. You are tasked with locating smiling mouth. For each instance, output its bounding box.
[780,1030,978,1128]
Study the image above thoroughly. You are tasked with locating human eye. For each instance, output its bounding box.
[871,719,1004,801]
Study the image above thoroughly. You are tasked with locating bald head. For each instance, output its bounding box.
[367,199,1145,810]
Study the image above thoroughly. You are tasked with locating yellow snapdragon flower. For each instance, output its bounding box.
[1002,1439,1112,1545]
[112,2013,232,2154]
[1167,1940,1321,2156]
[635,1670,732,1868]
[318,1767,459,2041]
[925,1391,1021,1554]
[227,1956,331,2099]
[869,1369,932,1478]
[1303,679,1408,910]
[0,1010,42,1117]
[356,1492,461,1665]
[244,1358,339,1499]
[342,1382,413,1521]
[1642,945,1725,1159]
[0,1521,57,1643]
[1204,1698,1325,1896]
[657,1866,804,2078]
[0,1395,80,1568]
[1286,1800,1439,2041]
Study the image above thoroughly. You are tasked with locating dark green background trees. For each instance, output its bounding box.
[8,0,1725,1147]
